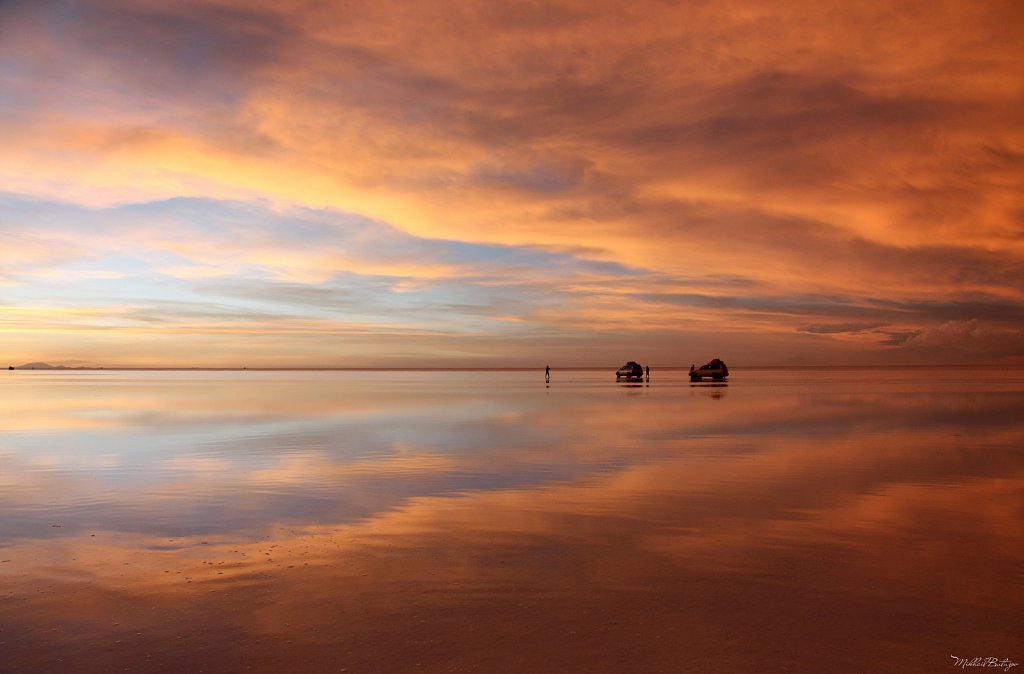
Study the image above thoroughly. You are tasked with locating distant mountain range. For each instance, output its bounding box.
[11,362,82,370]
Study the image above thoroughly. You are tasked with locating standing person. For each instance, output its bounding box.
[545,365,550,381]
[645,365,650,380]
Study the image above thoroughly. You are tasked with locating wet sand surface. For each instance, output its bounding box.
[1,368,1022,672]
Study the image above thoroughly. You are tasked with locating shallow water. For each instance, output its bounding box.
[1,367,1022,672]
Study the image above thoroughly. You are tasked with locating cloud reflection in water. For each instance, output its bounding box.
[0,368,1022,672]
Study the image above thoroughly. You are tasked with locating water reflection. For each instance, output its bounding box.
[1,368,1022,672]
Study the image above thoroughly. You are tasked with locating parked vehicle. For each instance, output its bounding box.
[689,359,729,381]
[616,361,645,381]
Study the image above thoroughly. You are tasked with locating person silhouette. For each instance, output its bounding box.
[545,365,550,381]
[645,365,650,380]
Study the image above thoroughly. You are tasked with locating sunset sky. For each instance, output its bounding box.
[2,0,1022,367]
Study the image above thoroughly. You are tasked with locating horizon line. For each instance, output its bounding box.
[7,363,1016,372]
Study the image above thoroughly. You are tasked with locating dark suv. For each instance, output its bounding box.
[616,361,645,380]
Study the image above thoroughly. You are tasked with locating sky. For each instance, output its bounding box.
[1,0,1022,367]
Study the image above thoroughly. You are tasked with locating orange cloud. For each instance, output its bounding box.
[1,0,1022,364]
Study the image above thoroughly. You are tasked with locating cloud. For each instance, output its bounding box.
[798,323,887,335]
[894,320,1024,359]
[1,0,1022,364]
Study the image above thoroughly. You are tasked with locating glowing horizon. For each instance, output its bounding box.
[2,0,1022,367]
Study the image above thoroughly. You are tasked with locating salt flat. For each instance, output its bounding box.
[1,367,1021,672]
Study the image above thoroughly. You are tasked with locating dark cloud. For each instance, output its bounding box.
[798,323,887,335]
[876,329,922,347]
